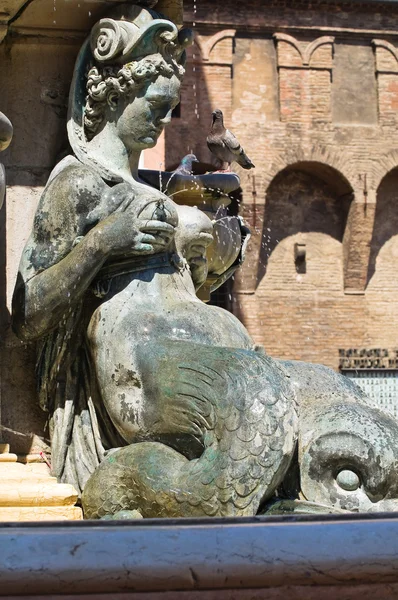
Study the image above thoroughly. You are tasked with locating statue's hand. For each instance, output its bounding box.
[135,217,176,254]
[94,212,175,257]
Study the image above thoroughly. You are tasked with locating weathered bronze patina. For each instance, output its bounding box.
[12,2,398,519]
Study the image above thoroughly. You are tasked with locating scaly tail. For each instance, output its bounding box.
[83,346,297,518]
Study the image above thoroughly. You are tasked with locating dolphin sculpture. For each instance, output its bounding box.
[267,361,398,514]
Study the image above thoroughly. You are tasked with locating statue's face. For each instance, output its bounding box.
[116,72,181,152]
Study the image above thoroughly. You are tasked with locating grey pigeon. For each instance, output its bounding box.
[207,109,255,171]
[173,153,199,176]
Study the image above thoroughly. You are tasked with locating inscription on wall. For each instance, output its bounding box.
[339,348,398,370]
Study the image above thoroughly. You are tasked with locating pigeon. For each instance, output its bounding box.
[173,153,199,176]
[206,109,255,171]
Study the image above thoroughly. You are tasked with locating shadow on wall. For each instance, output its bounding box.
[0,181,7,337]
[257,161,353,286]
[367,167,398,289]
[0,40,75,455]
[0,181,48,455]
[165,39,218,169]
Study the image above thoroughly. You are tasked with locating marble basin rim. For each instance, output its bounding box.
[2,514,398,595]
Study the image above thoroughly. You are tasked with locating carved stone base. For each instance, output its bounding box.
[0,444,82,521]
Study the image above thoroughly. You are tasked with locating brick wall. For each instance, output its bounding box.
[164,0,398,370]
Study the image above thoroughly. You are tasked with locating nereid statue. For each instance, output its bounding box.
[12,2,398,518]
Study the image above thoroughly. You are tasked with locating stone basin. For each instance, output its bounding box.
[139,168,244,301]
[138,169,241,213]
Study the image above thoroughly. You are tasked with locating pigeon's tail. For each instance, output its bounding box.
[237,149,255,169]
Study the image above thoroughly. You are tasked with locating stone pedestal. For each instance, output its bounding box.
[0,444,82,521]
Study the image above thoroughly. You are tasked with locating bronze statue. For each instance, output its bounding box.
[12,3,398,519]
[12,4,296,517]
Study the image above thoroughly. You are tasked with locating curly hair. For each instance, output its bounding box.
[84,55,185,139]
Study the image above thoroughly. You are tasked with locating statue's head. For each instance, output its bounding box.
[68,3,192,179]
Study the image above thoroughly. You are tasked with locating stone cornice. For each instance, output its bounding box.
[0,0,183,44]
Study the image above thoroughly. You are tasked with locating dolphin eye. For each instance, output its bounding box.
[336,469,360,491]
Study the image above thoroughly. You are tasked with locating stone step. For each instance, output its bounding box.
[0,446,83,520]
[0,483,78,507]
[0,468,52,482]
[0,473,58,483]
[17,453,48,463]
[0,452,18,462]
[0,506,82,521]
[0,462,26,472]
[25,462,51,476]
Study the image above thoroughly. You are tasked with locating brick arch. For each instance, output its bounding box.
[273,33,303,63]
[196,29,236,63]
[373,149,398,192]
[273,33,335,68]
[264,148,357,197]
[372,39,398,65]
[255,159,354,289]
[367,164,398,288]
[303,36,335,67]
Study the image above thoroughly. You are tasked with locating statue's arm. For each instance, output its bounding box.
[12,165,114,341]
[13,163,177,341]
[13,231,109,342]
[12,164,154,341]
